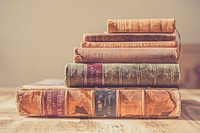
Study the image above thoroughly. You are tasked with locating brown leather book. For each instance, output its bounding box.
[16,80,180,118]
[107,19,175,33]
[74,48,178,63]
[83,33,176,42]
[65,64,181,87]
[81,41,177,48]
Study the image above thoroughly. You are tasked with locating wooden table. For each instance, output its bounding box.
[0,88,200,133]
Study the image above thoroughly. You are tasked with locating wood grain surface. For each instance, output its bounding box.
[0,88,200,133]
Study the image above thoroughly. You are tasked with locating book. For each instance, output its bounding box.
[84,33,176,42]
[16,80,180,118]
[81,41,177,48]
[74,48,178,63]
[107,19,175,33]
[65,63,180,87]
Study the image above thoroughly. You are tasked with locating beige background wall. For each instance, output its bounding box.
[0,0,200,87]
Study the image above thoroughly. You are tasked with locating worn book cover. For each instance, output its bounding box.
[74,48,179,63]
[107,19,175,33]
[65,64,181,87]
[16,79,180,118]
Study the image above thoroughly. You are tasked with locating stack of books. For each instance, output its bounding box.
[16,19,181,118]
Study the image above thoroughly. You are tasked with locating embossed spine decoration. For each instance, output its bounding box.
[65,64,181,87]
[16,86,180,118]
[107,19,175,33]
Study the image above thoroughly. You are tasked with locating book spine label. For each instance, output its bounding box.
[107,19,175,33]
[65,64,181,87]
[74,48,178,63]
[16,88,180,118]
[83,34,176,42]
[44,90,65,116]
[81,41,177,48]
[87,64,102,86]
[95,90,116,116]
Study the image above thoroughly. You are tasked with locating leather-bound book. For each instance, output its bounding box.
[81,41,177,48]
[74,48,179,63]
[83,33,176,42]
[65,63,181,87]
[107,19,175,33]
[16,80,180,118]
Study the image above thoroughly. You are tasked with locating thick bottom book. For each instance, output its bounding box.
[16,80,181,118]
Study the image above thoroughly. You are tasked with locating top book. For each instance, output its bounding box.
[107,19,175,33]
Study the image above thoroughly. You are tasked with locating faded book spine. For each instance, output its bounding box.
[16,87,180,118]
[107,19,175,33]
[81,41,177,48]
[74,48,178,63]
[65,63,181,87]
[84,33,176,42]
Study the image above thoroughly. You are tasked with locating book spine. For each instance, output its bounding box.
[83,33,176,42]
[81,41,177,48]
[65,64,181,87]
[107,19,175,33]
[74,48,178,63]
[16,88,180,118]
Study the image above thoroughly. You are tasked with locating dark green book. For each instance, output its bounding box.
[65,63,180,87]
